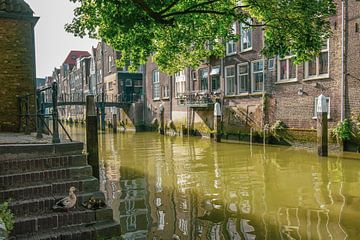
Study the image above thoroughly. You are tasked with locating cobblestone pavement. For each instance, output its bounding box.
[0,133,52,144]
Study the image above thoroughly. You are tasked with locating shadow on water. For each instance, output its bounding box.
[63,125,360,239]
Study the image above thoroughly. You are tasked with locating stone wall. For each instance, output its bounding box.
[0,13,37,132]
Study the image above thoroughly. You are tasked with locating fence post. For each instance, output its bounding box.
[159,103,165,135]
[113,113,117,133]
[52,81,60,143]
[36,90,43,139]
[86,95,99,180]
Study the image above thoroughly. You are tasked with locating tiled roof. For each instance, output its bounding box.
[0,0,33,15]
[63,51,91,66]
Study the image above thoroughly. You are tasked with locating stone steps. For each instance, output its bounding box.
[0,177,99,202]
[9,191,105,217]
[11,207,114,236]
[0,154,86,175]
[14,220,121,240]
[0,165,93,190]
[0,142,120,239]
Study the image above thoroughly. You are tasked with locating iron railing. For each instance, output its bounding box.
[19,81,73,143]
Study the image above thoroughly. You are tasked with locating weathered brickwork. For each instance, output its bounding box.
[0,15,37,132]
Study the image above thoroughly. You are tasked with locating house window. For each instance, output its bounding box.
[252,60,264,92]
[226,23,237,55]
[238,63,249,93]
[314,97,330,119]
[175,71,186,97]
[278,56,297,81]
[225,65,236,95]
[108,55,113,73]
[240,19,252,52]
[268,58,275,71]
[304,40,329,79]
[108,82,113,90]
[210,66,220,92]
[163,85,170,98]
[200,68,209,91]
[152,70,160,100]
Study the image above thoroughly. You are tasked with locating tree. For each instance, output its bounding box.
[66,0,336,74]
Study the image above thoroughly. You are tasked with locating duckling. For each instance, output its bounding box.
[82,196,106,210]
[52,186,77,211]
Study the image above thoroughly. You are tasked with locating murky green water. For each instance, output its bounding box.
[65,126,360,240]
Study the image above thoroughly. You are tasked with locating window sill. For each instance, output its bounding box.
[162,97,170,100]
[153,98,161,101]
[226,52,237,57]
[303,75,330,81]
[240,48,253,53]
[312,116,331,120]
[224,92,263,98]
[275,79,298,84]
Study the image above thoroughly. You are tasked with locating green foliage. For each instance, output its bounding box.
[0,202,15,233]
[270,120,288,140]
[66,0,336,74]
[332,119,354,144]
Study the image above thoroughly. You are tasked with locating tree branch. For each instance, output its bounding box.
[163,9,234,19]
[131,0,173,24]
[158,0,181,15]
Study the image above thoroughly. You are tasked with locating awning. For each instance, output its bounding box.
[210,67,220,75]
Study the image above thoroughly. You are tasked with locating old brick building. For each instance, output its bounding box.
[144,0,360,141]
[0,0,38,132]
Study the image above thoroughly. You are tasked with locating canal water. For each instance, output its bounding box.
[65,126,360,240]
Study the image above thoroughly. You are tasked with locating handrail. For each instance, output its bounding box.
[18,82,73,143]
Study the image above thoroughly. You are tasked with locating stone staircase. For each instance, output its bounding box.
[0,142,120,240]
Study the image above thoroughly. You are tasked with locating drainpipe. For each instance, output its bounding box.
[340,0,346,121]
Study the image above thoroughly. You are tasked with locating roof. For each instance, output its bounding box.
[62,50,91,66]
[0,0,33,15]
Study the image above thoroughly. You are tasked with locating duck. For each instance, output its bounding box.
[81,196,106,210]
[52,186,77,211]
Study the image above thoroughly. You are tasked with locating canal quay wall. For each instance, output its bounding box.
[0,134,120,239]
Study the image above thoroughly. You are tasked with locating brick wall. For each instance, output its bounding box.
[0,16,37,132]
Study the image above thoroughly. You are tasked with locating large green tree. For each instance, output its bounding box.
[66,0,336,73]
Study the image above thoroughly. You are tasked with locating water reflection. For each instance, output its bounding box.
[65,126,360,239]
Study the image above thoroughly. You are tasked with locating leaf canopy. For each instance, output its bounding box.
[66,0,336,74]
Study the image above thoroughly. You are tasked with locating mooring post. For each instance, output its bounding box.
[86,95,100,180]
[52,81,60,143]
[317,94,328,156]
[213,99,222,142]
[159,103,165,135]
[113,113,117,133]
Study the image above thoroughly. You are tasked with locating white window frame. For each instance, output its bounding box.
[237,63,249,93]
[240,19,252,52]
[152,70,160,100]
[268,58,275,71]
[277,56,297,82]
[252,60,264,92]
[225,65,236,96]
[304,40,330,80]
[108,55,113,73]
[226,23,237,56]
[175,71,186,98]
[313,97,330,119]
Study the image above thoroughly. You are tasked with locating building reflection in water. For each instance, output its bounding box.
[66,128,359,239]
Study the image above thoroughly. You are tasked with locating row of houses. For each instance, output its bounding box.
[45,0,360,142]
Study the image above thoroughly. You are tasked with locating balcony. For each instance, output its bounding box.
[178,91,215,108]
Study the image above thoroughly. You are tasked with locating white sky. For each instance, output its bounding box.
[25,0,98,78]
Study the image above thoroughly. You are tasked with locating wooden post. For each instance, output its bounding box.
[113,113,117,133]
[317,94,328,157]
[213,99,222,142]
[159,103,165,135]
[86,95,100,180]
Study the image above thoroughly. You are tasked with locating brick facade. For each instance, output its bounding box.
[0,1,38,132]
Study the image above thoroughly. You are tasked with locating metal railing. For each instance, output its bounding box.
[19,81,72,143]
[177,91,215,107]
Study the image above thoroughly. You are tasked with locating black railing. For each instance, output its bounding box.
[19,81,73,143]
[178,91,215,107]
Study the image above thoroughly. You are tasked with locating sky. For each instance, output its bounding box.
[25,0,98,78]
